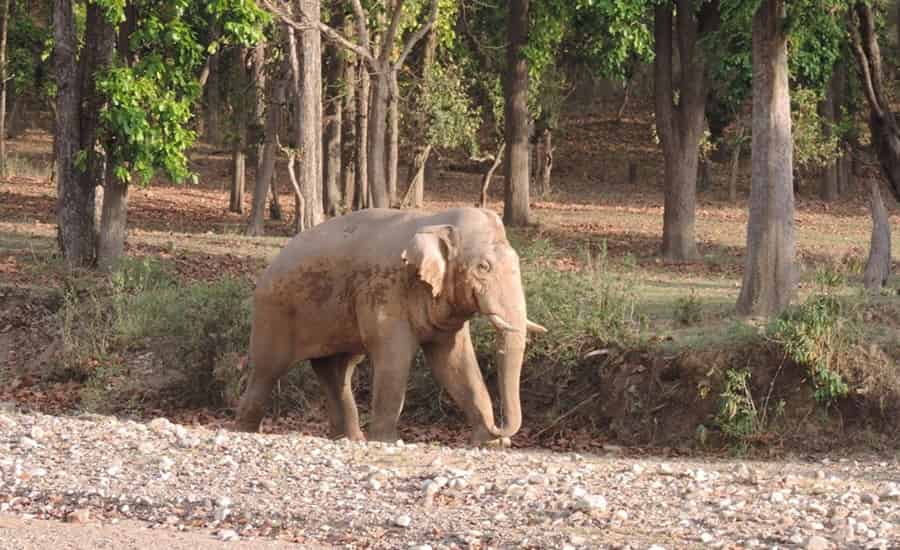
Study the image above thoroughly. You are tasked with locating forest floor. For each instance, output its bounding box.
[2,98,900,547]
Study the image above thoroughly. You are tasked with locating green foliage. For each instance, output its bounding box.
[472,237,643,372]
[791,88,840,170]
[56,256,252,408]
[419,63,482,154]
[714,367,784,448]
[769,295,851,406]
[673,291,703,326]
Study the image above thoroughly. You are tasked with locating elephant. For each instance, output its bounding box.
[234,206,547,446]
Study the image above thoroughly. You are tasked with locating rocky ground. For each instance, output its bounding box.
[1,409,898,549]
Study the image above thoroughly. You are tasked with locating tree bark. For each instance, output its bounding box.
[322,3,345,217]
[729,142,741,202]
[537,128,553,197]
[388,71,399,206]
[819,74,839,202]
[297,0,324,229]
[341,43,357,212]
[863,180,892,291]
[97,169,129,271]
[206,53,223,146]
[849,2,900,203]
[736,0,797,317]
[53,0,113,266]
[400,144,431,208]
[354,58,369,210]
[503,0,532,226]
[653,0,716,262]
[230,48,249,215]
[0,0,9,178]
[247,56,287,236]
[421,26,438,185]
[368,67,391,208]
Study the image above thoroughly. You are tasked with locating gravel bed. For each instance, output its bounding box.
[1,410,899,549]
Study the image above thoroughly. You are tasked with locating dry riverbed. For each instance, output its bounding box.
[1,410,898,549]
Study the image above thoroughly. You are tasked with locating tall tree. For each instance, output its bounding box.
[263,0,438,209]
[0,0,9,178]
[503,0,531,227]
[654,0,719,262]
[52,0,114,266]
[849,1,900,203]
[322,1,345,216]
[736,0,797,316]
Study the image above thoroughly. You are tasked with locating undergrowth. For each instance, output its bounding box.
[58,256,252,411]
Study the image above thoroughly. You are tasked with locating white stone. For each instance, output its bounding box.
[218,529,239,541]
[700,533,714,543]
[394,514,412,528]
[805,535,830,550]
[159,456,174,471]
[18,437,37,450]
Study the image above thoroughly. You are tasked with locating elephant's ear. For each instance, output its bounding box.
[401,225,459,297]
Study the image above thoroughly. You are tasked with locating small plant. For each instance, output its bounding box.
[769,294,850,406]
[673,290,703,326]
[714,367,784,449]
[814,264,846,290]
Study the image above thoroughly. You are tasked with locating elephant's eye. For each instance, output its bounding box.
[477,261,491,273]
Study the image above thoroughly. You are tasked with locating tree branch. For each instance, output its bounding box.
[394,0,438,69]
[848,8,883,118]
[260,0,375,64]
[380,0,406,61]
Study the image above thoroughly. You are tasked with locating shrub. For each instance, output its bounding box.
[714,367,784,449]
[769,294,851,406]
[673,291,703,326]
[114,275,252,405]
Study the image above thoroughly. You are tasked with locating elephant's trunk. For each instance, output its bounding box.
[489,325,526,438]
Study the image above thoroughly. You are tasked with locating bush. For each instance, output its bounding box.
[472,238,642,372]
[769,294,851,406]
[114,274,252,405]
[56,257,252,409]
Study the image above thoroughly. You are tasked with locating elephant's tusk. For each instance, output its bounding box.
[487,314,518,332]
[526,319,547,333]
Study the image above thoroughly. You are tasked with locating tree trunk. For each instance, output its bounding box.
[729,142,741,202]
[421,26,438,185]
[53,0,113,266]
[299,0,324,228]
[206,53,223,146]
[0,0,9,178]
[400,144,431,208]
[863,180,892,291]
[736,0,797,317]
[819,76,839,202]
[97,170,129,271]
[480,142,506,208]
[537,128,552,197]
[322,4,345,217]
[388,71,399,206]
[269,178,283,220]
[355,59,369,210]
[503,0,531,226]
[368,68,390,208]
[654,0,714,262]
[849,2,900,203]
[230,48,249,214]
[247,57,287,236]
[341,47,357,212]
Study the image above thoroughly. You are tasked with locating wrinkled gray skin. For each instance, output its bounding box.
[234,207,546,446]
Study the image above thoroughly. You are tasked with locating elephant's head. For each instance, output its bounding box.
[401,211,546,440]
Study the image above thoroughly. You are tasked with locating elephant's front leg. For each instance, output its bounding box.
[365,319,420,442]
[423,325,507,447]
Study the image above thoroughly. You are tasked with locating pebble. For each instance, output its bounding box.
[394,514,412,528]
[368,478,382,491]
[700,533,713,543]
[29,426,45,440]
[149,417,173,434]
[218,529,239,541]
[806,535,830,550]
[159,456,174,471]
[18,436,37,450]
[861,493,879,505]
[67,509,91,523]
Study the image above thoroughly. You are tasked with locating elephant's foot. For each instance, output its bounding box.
[330,428,367,442]
[473,436,511,449]
[231,418,263,433]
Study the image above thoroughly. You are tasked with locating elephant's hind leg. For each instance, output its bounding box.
[235,305,295,432]
[311,354,366,441]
